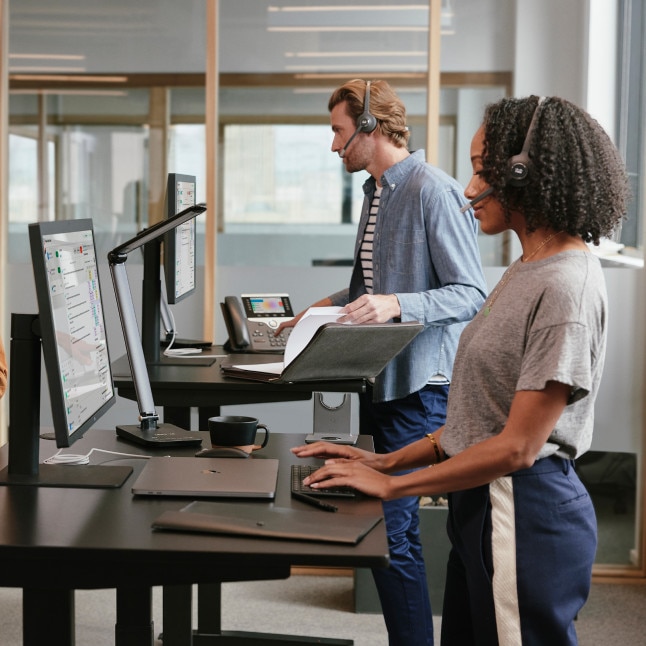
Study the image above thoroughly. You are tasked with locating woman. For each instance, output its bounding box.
[292,95,630,646]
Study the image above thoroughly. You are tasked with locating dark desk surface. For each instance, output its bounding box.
[111,347,367,410]
[0,429,388,591]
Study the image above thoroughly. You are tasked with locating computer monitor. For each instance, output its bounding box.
[0,219,132,488]
[159,172,210,350]
[164,172,197,304]
[140,172,210,361]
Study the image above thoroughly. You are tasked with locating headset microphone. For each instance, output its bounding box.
[339,80,378,158]
[339,126,362,159]
[459,187,494,213]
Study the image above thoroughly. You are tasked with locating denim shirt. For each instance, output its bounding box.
[329,150,487,402]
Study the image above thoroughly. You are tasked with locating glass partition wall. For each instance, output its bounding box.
[5,0,644,578]
[7,0,512,263]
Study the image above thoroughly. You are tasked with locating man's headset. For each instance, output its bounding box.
[461,97,546,213]
[339,80,378,158]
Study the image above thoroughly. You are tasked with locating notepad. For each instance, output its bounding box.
[152,500,383,545]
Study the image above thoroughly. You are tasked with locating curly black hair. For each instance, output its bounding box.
[480,95,630,244]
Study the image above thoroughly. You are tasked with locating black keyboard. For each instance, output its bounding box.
[291,464,357,499]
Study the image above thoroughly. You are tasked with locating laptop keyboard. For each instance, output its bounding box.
[291,464,357,498]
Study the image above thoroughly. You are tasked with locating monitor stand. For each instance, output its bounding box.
[160,334,212,350]
[0,463,132,489]
[0,314,132,489]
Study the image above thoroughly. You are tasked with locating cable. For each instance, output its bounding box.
[43,448,151,466]
[162,308,204,356]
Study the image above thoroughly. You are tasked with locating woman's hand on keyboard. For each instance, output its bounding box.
[300,459,395,501]
[291,441,388,472]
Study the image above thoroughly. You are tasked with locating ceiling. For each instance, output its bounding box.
[8,0,514,76]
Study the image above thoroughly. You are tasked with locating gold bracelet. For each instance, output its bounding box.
[425,433,443,463]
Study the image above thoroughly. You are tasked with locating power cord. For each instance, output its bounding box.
[161,309,225,358]
[43,448,151,466]
[163,308,204,356]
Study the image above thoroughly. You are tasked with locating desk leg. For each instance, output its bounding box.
[115,586,154,646]
[162,584,194,646]
[24,588,74,645]
[191,583,353,646]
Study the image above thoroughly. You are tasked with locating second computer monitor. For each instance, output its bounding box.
[164,172,197,304]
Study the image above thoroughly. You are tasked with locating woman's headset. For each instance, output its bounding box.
[507,96,546,187]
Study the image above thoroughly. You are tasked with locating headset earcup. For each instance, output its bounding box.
[358,111,377,133]
[507,153,532,187]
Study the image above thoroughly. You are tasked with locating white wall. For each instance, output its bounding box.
[514,0,589,104]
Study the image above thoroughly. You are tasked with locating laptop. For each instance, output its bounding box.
[131,456,279,499]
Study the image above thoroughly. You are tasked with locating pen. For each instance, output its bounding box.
[292,491,338,513]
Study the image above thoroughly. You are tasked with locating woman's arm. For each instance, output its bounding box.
[291,426,446,473]
[302,381,571,500]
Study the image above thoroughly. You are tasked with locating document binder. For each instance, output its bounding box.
[153,500,383,545]
[221,321,423,384]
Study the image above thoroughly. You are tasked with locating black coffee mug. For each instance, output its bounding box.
[207,415,270,454]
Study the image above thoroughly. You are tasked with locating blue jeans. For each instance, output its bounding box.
[359,383,449,646]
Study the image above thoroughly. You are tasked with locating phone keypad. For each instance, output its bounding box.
[249,323,291,351]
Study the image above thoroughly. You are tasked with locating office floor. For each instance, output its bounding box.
[0,575,393,646]
[0,574,645,645]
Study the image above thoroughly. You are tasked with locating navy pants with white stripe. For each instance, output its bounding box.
[441,456,597,646]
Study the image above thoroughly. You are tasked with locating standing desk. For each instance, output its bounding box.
[109,348,372,644]
[111,347,367,430]
[0,429,388,646]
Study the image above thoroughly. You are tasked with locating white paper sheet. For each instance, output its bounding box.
[231,306,347,374]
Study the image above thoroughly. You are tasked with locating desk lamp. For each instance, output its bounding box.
[108,203,207,447]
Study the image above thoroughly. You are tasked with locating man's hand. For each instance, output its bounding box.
[339,294,401,324]
[274,316,299,336]
[274,297,335,336]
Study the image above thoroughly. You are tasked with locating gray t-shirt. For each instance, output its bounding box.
[442,250,607,461]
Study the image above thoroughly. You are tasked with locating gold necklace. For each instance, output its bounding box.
[483,231,562,317]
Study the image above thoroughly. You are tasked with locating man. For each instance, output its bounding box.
[280,79,486,645]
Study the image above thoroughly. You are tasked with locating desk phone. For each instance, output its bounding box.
[221,293,294,353]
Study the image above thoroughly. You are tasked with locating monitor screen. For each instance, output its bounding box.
[164,173,196,304]
[29,219,116,448]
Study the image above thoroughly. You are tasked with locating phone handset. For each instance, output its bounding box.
[221,296,251,352]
